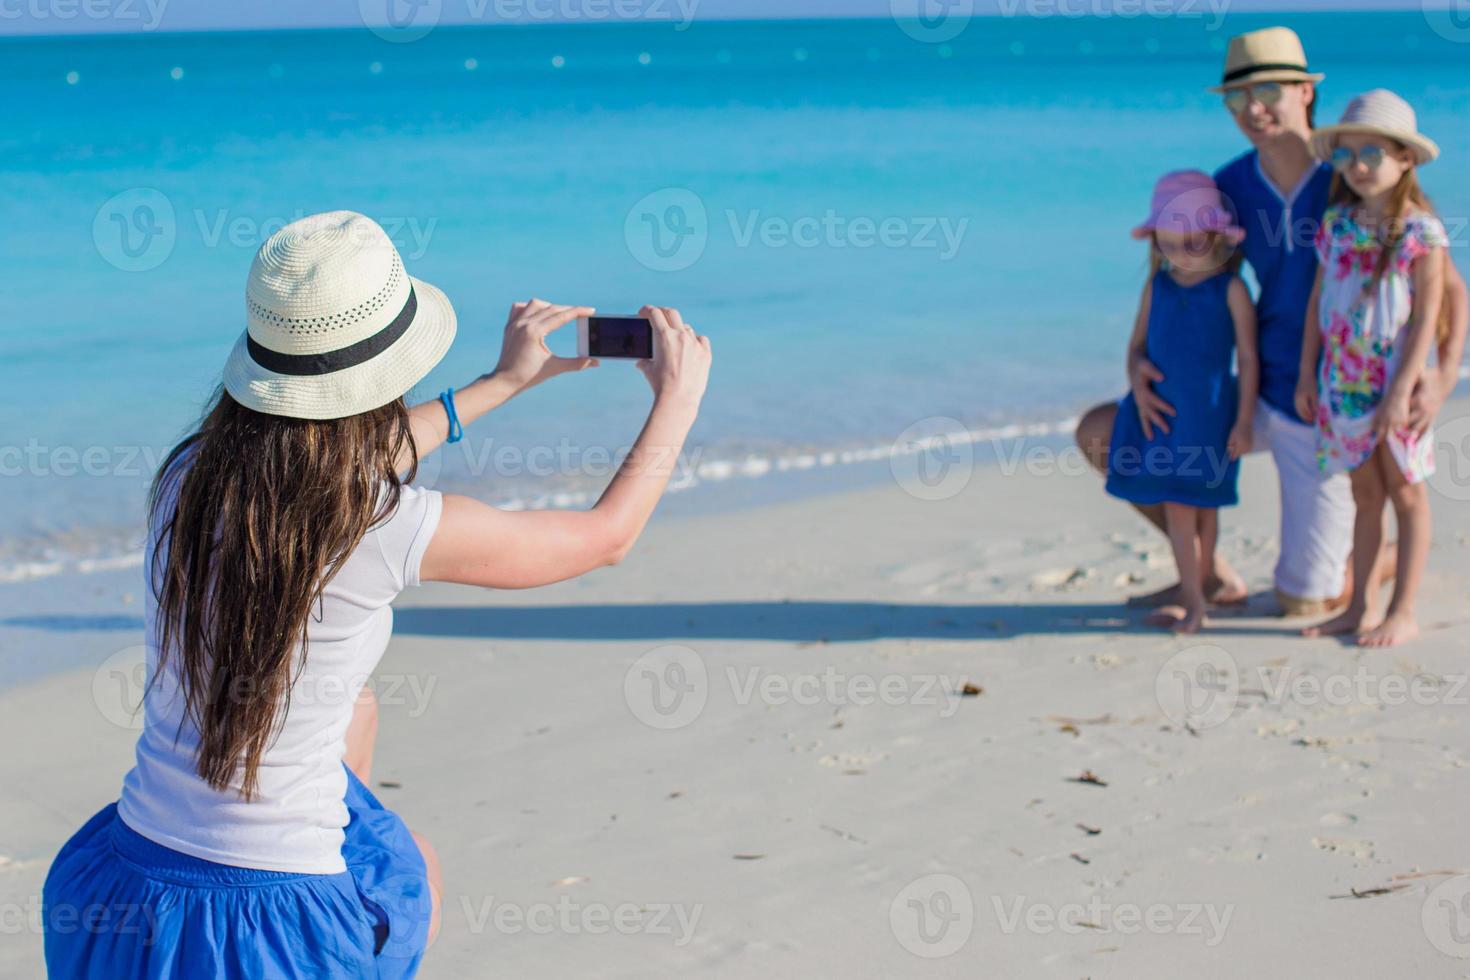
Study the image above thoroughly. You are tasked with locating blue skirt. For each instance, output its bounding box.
[42,764,431,979]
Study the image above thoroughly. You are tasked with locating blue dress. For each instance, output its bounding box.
[1106,269,1241,508]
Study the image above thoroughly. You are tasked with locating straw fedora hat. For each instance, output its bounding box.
[223,211,456,420]
[1209,26,1324,93]
[1311,88,1439,166]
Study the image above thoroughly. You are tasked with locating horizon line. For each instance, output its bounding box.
[0,6,1431,42]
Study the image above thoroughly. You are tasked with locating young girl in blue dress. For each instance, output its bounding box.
[1106,170,1260,633]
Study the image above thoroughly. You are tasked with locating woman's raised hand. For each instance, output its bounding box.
[635,305,712,412]
[491,299,599,394]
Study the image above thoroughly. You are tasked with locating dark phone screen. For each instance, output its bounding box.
[587,316,653,359]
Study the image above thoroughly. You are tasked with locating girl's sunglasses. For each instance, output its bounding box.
[1222,81,1284,115]
[1329,145,1387,173]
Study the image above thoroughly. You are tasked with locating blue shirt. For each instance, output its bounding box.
[1213,151,1332,419]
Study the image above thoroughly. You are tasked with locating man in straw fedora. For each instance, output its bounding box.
[1076,26,1467,620]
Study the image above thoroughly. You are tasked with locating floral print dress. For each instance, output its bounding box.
[1313,205,1447,483]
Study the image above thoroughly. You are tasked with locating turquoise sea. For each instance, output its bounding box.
[2,12,1468,582]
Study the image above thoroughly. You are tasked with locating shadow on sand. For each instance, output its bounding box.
[391,594,1295,643]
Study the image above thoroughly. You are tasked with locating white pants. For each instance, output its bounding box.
[1250,398,1354,601]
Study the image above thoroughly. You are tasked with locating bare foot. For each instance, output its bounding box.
[1301,606,1373,638]
[1146,604,1187,627]
[1356,611,1419,648]
[1170,603,1207,635]
[1128,571,1247,609]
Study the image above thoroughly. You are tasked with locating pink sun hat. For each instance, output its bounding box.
[1131,170,1245,244]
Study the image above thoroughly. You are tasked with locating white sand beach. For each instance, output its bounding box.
[4,397,1470,979]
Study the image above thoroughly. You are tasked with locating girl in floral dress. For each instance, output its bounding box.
[1295,90,1449,647]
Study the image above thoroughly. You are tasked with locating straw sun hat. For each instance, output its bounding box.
[1208,26,1324,93]
[223,211,456,420]
[1311,88,1440,166]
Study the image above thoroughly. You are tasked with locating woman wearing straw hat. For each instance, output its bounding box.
[40,211,712,978]
[1075,26,1467,620]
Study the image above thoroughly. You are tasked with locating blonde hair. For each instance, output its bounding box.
[1329,146,1450,344]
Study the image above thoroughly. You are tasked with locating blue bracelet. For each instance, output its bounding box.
[438,388,464,444]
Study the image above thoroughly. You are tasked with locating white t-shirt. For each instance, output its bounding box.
[116,452,443,874]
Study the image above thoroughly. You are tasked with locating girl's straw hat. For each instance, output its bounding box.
[223,211,456,420]
[1208,26,1324,93]
[1132,170,1245,244]
[1311,88,1439,166]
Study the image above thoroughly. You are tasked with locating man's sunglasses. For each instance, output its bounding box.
[1329,145,1387,173]
[1222,81,1285,115]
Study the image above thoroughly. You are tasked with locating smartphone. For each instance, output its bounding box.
[576,315,654,360]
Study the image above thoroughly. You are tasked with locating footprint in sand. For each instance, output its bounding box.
[1029,567,1090,591]
[1311,836,1375,861]
[818,752,888,770]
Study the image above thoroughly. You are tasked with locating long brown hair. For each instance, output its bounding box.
[1329,152,1450,343]
[148,386,416,801]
